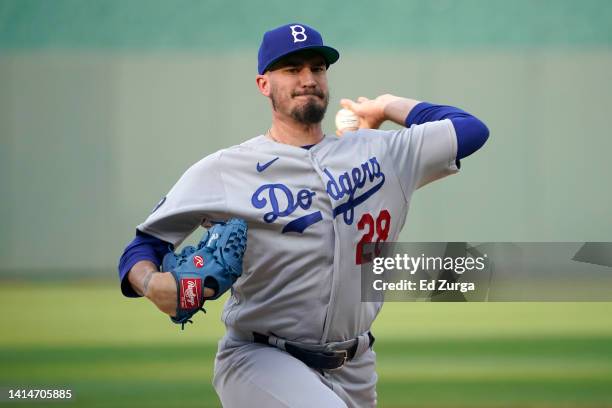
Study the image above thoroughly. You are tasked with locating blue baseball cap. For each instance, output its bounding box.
[258,23,339,75]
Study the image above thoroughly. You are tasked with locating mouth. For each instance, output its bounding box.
[293,93,323,99]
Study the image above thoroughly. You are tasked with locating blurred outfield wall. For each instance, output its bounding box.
[1,0,611,276]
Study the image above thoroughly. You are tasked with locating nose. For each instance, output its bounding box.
[298,67,317,87]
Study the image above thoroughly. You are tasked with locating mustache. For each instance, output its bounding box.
[292,90,325,98]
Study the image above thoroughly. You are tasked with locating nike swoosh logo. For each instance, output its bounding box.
[257,157,279,172]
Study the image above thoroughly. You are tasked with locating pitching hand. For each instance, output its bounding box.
[338,94,421,135]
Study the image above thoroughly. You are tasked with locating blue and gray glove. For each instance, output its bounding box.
[162,218,247,329]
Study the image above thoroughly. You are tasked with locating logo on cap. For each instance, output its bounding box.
[257,23,339,75]
[290,25,307,43]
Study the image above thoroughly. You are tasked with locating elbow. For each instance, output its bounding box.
[118,247,140,298]
[453,116,490,160]
[473,118,490,151]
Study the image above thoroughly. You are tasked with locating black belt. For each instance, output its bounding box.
[253,332,375,371]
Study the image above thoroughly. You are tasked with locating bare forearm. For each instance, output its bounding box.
[128,261,176,315]
[127,260,215,316]
[128,260,158,297]
[383,96,421,126]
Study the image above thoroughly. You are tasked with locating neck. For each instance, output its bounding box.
[268,115,324,146]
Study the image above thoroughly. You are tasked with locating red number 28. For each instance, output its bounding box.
[356,209,391,265]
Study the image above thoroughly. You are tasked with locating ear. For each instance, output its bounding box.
[256,74,271,97]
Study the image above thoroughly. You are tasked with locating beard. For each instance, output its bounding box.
[271,86,329,125]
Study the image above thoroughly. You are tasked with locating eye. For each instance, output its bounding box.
[285,67,299,74]
[312,65,326,73]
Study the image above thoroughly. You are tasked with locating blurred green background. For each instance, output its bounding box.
[1,285,612,407]
[1,0,611,406]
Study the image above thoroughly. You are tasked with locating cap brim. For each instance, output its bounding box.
[262,45,340,74]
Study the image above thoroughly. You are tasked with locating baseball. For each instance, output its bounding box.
[335,108,359,132]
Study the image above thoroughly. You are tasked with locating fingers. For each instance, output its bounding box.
[340,98,357,111]
[340,96,371,113]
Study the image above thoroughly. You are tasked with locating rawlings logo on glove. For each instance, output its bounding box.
[162,218,248,329]
[180,278,201,309]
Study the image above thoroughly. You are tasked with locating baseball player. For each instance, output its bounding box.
[118,23,489,407]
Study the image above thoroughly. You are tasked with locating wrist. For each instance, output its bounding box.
[145,272,178,315]
[144,272,171,300]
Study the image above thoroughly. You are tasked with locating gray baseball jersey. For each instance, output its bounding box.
[138,119,458,345]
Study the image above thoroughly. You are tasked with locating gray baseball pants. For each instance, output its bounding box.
[213,335,377,407]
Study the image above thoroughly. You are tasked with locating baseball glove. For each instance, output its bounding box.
[162,218,248,329]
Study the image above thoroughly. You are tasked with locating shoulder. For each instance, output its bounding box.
[188,135,265,172]
[326,128,395,150]
[341,120,455,143]
[344,128,393,140]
